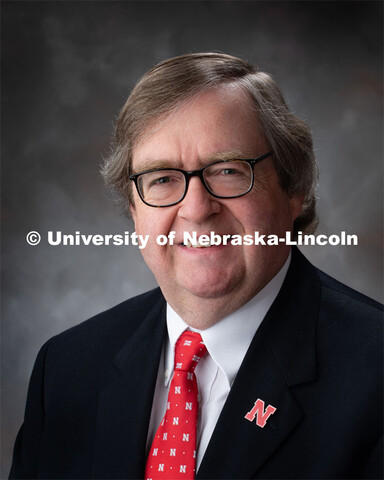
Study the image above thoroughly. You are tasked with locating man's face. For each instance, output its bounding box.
[131,86,302,322]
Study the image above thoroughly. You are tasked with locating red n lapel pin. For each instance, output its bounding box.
[244,398,277,428]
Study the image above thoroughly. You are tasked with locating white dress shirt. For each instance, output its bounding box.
[146,254,290,470]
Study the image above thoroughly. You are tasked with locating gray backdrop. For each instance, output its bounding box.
[2,1,383,475]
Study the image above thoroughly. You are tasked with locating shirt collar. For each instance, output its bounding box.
[165,252,291,387]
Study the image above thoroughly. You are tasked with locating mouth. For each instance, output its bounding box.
[182,239,214,248]
[178,233,235,249]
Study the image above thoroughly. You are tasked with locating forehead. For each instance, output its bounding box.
[131,85,267,171]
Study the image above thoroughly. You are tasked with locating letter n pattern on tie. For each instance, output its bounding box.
[145,331,207,479]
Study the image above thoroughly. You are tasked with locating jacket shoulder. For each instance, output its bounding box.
[315,267,382,366]
[316,268,383,314]
[45,287,164,354]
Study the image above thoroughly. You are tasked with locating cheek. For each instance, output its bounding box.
[132,208,177,262]
[240,194,294,234]
[136,219,168,273]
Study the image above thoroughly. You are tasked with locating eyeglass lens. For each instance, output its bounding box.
[137,161,253,206]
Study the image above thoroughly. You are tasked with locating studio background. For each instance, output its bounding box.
[2,1,382,475]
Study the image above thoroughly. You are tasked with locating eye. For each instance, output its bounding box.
[221,168,239,175]
[145,171,184,189]
[206,161,249,178]
[152,176,171,185]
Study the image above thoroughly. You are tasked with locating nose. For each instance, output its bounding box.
[177,177,221,223]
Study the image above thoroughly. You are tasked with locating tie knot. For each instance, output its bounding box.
[174,331,207,373]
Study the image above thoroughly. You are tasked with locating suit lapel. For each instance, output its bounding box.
[92,293,167,479]
[197,332,303,479]
[197,248,320,479]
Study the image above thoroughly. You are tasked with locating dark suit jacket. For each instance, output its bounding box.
[10,248,383,479]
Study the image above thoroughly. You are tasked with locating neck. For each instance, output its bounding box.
[162,252,291,330]
[166,295,249,330]
[163,275,273,329]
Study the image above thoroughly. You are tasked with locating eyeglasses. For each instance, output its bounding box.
[129,151,273,207]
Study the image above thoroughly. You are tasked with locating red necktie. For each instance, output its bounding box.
[145,331,207,479]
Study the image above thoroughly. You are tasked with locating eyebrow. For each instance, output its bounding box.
[132,148,253,174]
[133,160,174,173]
[208,148,250,162]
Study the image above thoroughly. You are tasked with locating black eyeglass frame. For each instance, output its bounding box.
[129,151,273,207]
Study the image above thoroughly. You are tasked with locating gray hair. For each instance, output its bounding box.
[102,52,318,235]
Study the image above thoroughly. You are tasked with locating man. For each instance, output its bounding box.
[10,53,382,479]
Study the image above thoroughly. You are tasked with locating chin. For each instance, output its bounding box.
[179,276,241,300]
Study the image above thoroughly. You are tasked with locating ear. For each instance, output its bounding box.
[289,194,305,222]
[129,203,137,224]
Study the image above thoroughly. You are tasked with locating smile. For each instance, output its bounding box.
[183,239,215,248]
[180,232,236,248]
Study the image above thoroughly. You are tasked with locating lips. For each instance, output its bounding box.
[183,239,213,248]
[178,232,235,248]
